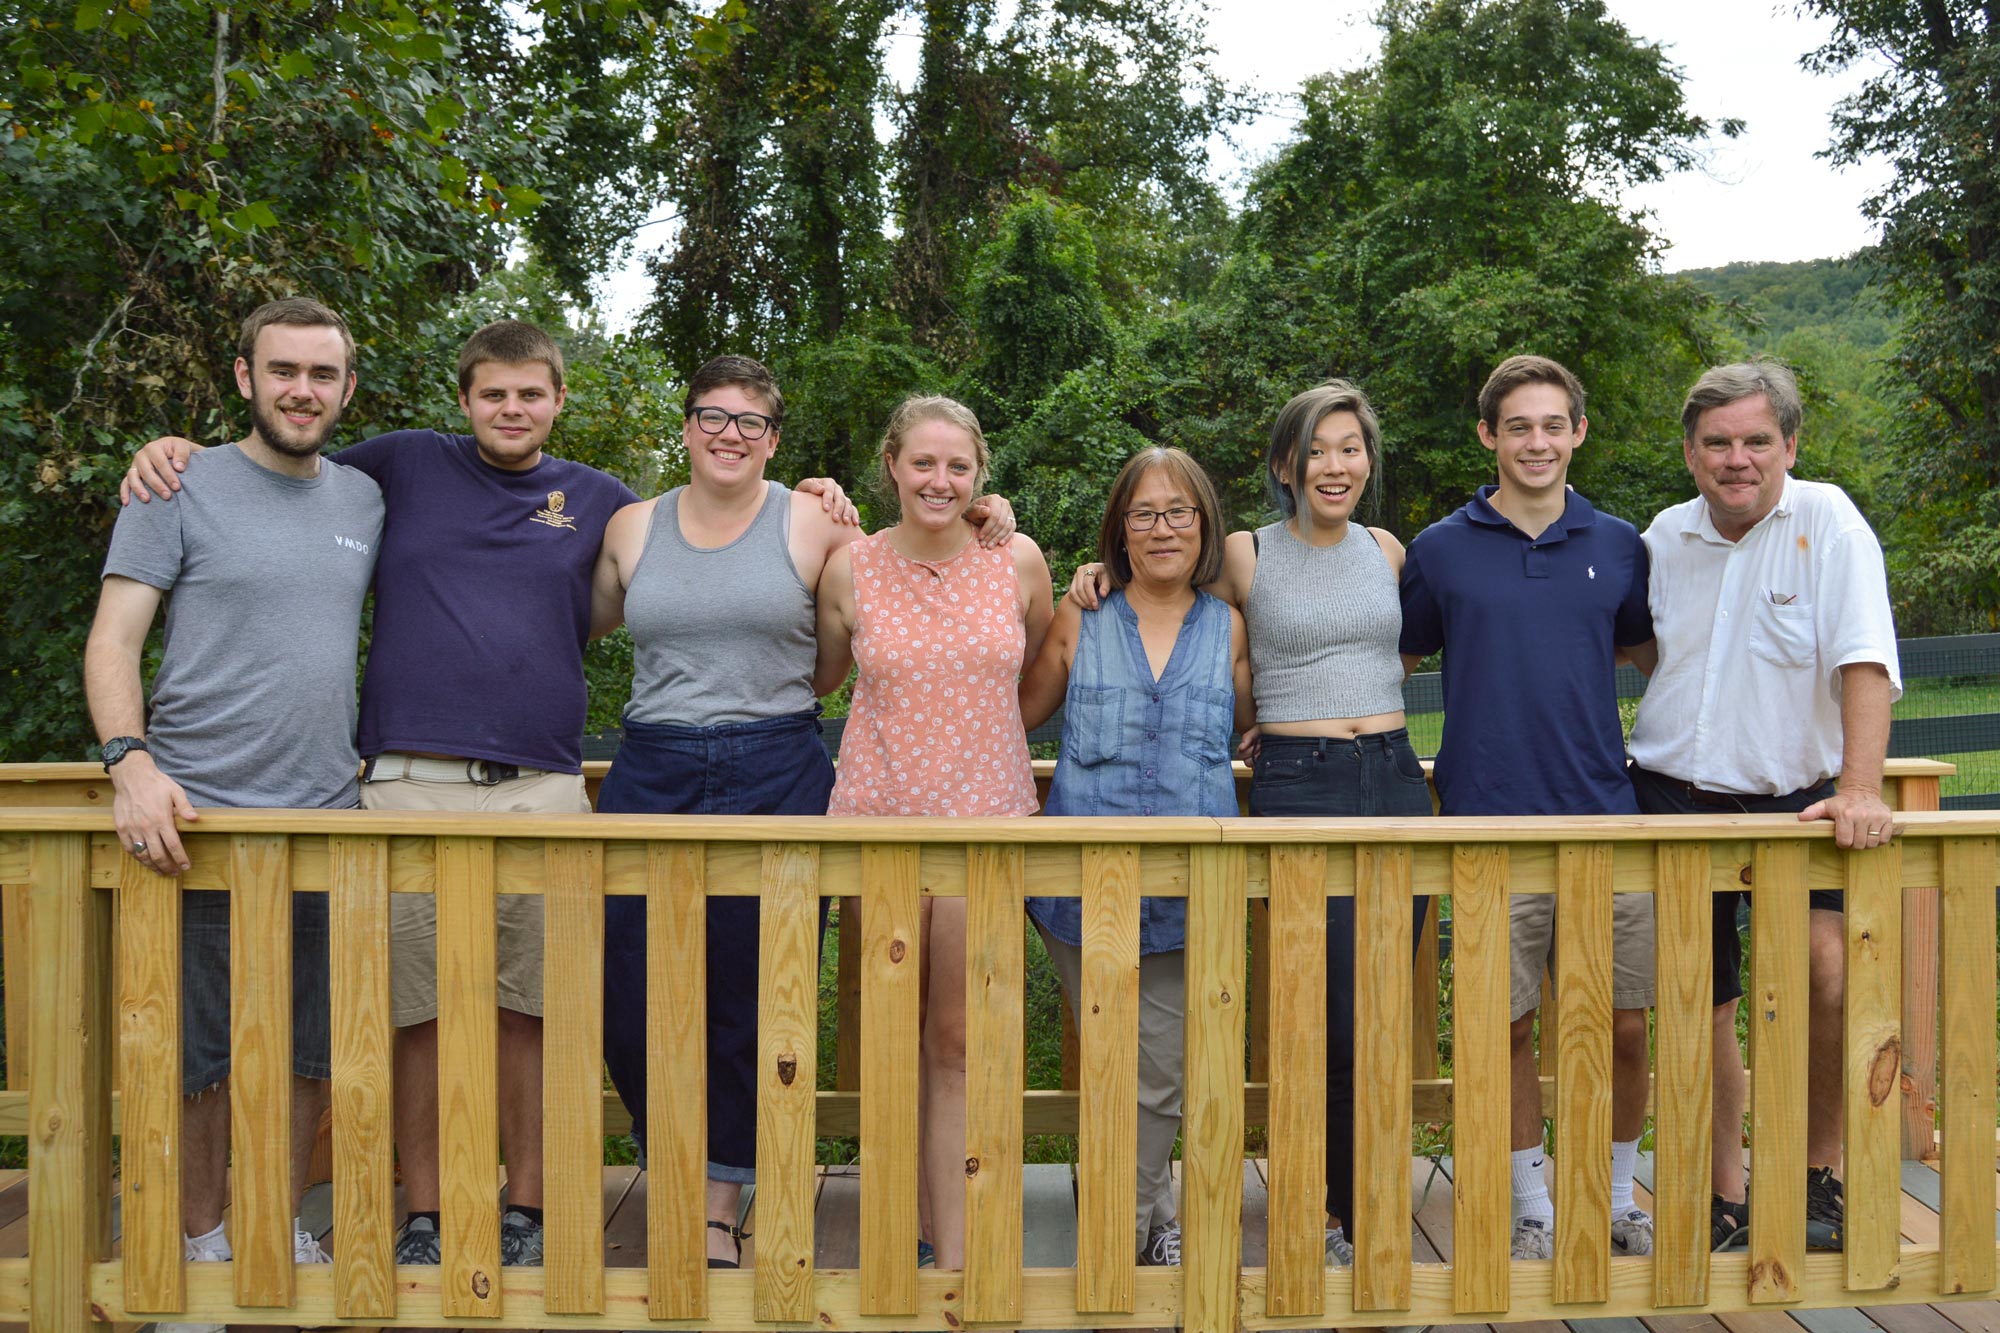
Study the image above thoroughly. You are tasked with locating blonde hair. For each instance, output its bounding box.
[876,395,991,512]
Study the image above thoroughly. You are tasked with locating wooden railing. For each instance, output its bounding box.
[3,807,1996,1331]
[0,756,1960,1153]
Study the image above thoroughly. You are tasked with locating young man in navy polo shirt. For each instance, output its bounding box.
[1398,355,1660,1260]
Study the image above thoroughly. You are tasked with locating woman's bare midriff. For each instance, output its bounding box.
[1260,710,1406,739]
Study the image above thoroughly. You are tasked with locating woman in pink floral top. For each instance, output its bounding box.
[815,395,1054,1268]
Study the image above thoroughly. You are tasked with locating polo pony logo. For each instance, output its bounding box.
[531,490,577,530]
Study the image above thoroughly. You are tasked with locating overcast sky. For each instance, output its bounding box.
[591,0,1891,328]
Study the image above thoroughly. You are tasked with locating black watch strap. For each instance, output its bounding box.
[101,736,148,772]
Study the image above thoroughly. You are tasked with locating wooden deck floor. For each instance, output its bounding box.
[1,1152,1994,1332]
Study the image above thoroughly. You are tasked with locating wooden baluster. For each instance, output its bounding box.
[965,844,1026,1323]
[1451,844,1511,1315]
[860,844,921,1316]
[119,853,184,1314]
[1078,844,1140,1314]
[1843,841,1903,1292]
[329,833,395,1320]
[1247,896,1271,1090]
[1412,900,1441,1081]
[1265,845,1327,1318]
[1181,843,1245,1333]
[1552,843,1611,1304]
[1653,842,1712,1308]
[228,833,295,1309]
[1897,775,1941,1159]
[837,894,862,1094]
[544,839,607,1314]
[754,843,820,1323]
[3,882,27,1090]
[27,832,92,1333]
[436,835,502,1319]
[1747,840,1809,1304]
[1353,842,1414,1313]
[1938,836,1997,1295]
[647,842,709,1321]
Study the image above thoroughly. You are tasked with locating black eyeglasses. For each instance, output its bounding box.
[1124,506,1199,531]
[689,406,781,440]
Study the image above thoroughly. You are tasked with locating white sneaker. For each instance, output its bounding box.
[295,1227,331,1264]
[1510,1215,1554,1259]
[1610,1207,1654,1256]
[156,1229,231,1333]
[1325,1224,1356,1267]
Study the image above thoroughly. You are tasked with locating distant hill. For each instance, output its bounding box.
[1675,258,1895,351]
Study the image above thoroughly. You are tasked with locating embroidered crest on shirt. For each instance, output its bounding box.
[1587,565,1596,579]
[532,490,577,530]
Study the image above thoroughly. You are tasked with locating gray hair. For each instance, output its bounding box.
[1681,360,1802,440]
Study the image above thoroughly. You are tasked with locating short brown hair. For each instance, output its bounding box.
[457,319,565,395]
[876,395,990,509]
[237,297,354,376]
[1478,354,1585,430]
[686,354,783,420]
[1098,446,1225,590]
[1681,360,1802,440]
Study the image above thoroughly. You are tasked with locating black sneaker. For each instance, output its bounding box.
[394,1213,441,1265]
[1710,1194,1749,1252]
[1805,1167,1845,1251]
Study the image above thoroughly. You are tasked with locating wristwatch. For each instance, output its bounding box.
[101,736,148,772]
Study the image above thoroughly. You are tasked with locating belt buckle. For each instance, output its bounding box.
[467,760,518,787]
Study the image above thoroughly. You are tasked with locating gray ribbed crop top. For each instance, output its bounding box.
[622,482,819,725]
[1243,519,1407,722]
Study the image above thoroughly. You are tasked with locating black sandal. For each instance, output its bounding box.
[707,1218,752,1269]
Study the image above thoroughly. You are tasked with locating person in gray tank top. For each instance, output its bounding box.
[589,357,1019,1268]
[1068,380,1433,1276]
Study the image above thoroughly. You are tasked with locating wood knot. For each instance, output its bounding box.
[1091,1003,1100,1014]
[1739,863,1754,885]
[944,1312,962,1328]
[965,1155,980,1177]
[1867,1037,1901,1107]
[471,1270,491,1299]
[889,939,906,963]
[777,1054,799,1086]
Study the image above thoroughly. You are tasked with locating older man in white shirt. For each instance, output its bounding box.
[1626,360,1901,1256]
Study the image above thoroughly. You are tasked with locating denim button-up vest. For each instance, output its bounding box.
[1028,589,1238,955]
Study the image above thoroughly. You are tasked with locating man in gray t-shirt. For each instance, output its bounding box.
[83,297,382,1289]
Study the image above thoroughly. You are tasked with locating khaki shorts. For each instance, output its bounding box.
[359,761,590,1027]
[1509,890,1655,1020]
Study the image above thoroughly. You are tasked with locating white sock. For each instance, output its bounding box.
[1610,1138,1639,1213]
[185,1221,230,1259]
[1511,1147,1553,1224]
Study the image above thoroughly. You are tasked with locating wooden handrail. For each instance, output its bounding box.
[7,810,1996,1331]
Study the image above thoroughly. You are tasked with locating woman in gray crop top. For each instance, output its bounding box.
[1071,379,1434,1272]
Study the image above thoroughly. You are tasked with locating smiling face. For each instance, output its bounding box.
[459,359,566,472]
[885,417,980,531]
[236,323,356,458]
[1685,393,1797,541]
[1119,465,1205,591]
[684,381,780,491]
[1478,381,1584,500]
[1279,409,1371,529]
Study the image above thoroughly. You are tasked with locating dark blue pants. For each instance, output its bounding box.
[598,712,836,1181]
[1248,729,1433,1236]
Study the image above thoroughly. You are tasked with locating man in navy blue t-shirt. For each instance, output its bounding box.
[1399,354,1659,1262]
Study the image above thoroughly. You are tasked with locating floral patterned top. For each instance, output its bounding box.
[827,531,1039,817]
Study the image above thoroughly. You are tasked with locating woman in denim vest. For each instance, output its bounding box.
[1019,446,1251,1269]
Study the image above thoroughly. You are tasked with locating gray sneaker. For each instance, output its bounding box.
[394,1213,441,1266]
[1611,1207,1654,1256]
[501,1208,545,1266]
[1324,1224,1355,1267]
[1510,1216,1554,1259]
[1138,1221,1181,1266]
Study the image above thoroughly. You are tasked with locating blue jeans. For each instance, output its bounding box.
[1248,729,1433,1235]
[182,888,331,1096]
[598,712,836,1182]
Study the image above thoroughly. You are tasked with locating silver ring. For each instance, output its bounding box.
[130,839,147,855]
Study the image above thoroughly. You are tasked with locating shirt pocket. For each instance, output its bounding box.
[1748,601,1816,669]
[1063,685,1125,768]
[1178,685,1236,767]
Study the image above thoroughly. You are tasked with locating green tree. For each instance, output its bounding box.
[1802,0,2000,628]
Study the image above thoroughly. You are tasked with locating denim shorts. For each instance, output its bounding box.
[182,888,332,1096]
